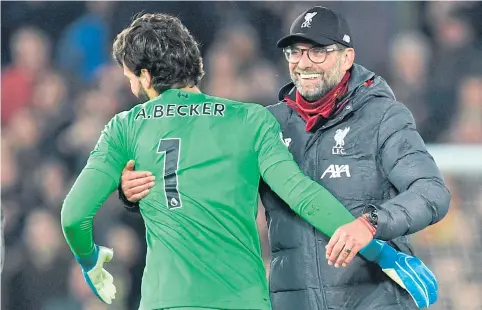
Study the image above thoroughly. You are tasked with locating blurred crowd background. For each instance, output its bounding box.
[1,1,482,310]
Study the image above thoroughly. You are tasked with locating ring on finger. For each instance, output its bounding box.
[344,247,352,254]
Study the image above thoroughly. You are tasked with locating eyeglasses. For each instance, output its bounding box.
[283,46,343,64]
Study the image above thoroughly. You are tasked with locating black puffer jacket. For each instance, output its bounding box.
[259,64,451,310]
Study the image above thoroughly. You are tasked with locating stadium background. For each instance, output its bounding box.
[1,1,482,310]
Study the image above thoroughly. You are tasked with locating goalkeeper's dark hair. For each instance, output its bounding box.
[112,13,205,93]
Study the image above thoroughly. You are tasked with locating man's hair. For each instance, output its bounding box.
[334,43,348,51]
[112,13,205,93]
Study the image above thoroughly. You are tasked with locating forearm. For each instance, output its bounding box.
[375,178,451,240]
[261,157,404,266]
[262,162,356,237]
[61,168,117,257]
[257,112,358,237]
[292,183,356,236]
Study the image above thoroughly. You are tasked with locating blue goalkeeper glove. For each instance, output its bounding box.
[360,240,437,308]
[75,244,117,304]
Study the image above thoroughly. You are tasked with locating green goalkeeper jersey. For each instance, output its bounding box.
[61,89,356,310]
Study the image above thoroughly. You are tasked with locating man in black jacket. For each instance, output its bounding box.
[119,6,450,310]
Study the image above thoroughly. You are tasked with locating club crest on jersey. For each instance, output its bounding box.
[170,198,179,208]
[332,127,350,155]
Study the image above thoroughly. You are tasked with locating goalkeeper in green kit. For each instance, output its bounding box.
[61,13,436,310]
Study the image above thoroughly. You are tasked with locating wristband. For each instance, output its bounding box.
[358,216,376,236]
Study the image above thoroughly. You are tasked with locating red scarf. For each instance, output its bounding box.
[285,72,351,131]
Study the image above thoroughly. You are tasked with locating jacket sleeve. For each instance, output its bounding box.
[374,103,451,241]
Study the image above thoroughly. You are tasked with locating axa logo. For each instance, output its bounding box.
[332,127,350,155]
[321,164,351,179]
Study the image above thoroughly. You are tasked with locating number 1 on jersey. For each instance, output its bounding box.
[157,138,182,209]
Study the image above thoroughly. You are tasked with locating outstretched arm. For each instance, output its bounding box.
[254,108,374,267]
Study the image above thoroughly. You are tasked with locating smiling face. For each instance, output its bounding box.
[288,42,355,102]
